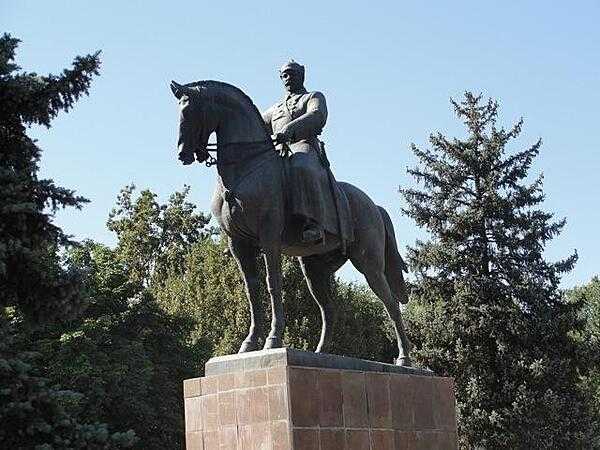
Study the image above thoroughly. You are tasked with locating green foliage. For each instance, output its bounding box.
[155,236,253,359]
[1,318,137,449]
[570,276,600,345]
[568,276,600,447]
[0,33,99,322]
[107,184,211,288]
[401,93,591,448]
[35,241,202,449]
[0,34,136,449]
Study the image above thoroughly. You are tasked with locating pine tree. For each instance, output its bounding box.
[401,93,591,448]
[0,33,98,321]
[0,34,136,448]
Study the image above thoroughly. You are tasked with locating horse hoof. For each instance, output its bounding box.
[314,342,328,353]
[238,340,259,353]
[396,356,412,367]
[263,336,283,350]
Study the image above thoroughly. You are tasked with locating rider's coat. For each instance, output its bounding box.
[263,88,327,155]
[262,89,353,244]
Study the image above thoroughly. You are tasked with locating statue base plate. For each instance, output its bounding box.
[184,348,457,449]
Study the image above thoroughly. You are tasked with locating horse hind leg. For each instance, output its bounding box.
[299,254,344,353]
[350,239,412,366]
[363,268,412,366]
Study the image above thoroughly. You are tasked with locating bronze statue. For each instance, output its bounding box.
[170,61,412,365]
[262,60,349,246]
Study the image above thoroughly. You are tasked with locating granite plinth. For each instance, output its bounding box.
[184,349,457,449]
[204,348,433,377]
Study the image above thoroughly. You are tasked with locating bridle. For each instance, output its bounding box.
[201,139,278,167]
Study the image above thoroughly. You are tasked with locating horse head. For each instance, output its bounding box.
[170,80,219,165]
[171,80,272,167]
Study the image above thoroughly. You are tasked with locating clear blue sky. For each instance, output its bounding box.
[3,1,599,287]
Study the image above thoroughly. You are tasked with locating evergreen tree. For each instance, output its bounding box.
[0,33,98,321]
[401,93,591,448]
[568,276,600,446]
[0,34,136,448]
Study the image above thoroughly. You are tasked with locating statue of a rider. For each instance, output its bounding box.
[263,60,351,246]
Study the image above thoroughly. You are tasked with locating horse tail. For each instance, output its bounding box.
[377,205,409,304]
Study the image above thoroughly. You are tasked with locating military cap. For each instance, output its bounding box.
[279,59,305,77]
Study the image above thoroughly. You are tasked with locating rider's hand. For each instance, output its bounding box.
[273,133,285,145]
[273,128,292,145]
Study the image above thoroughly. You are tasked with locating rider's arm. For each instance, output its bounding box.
[280,92,327,141]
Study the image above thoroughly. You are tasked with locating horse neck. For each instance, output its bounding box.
[217,105,268,146]
[214,104,274,184]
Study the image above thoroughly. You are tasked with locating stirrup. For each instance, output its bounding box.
[301,227,323,244]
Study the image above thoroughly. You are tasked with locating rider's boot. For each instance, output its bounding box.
[301,222,323,244]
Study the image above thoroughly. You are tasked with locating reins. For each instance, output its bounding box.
[202,139,275,167]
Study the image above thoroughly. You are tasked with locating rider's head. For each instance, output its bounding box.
[279,60,305,94]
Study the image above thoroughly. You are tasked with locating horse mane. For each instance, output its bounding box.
[184,80,272,137]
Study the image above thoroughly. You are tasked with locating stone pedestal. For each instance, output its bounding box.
[184,348,457,449]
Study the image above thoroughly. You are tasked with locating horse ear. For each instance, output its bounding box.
[170,80,183,99]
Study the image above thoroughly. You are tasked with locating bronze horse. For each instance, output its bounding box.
[171,80,412,366]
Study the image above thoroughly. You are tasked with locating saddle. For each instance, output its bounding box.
[280,142,354,251]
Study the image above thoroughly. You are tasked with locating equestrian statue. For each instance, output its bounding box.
[170,60,412,366]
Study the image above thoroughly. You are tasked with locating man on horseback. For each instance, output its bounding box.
[170,75,412,365]
[262,60,350,245]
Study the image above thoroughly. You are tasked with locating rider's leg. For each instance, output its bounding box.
[288,151,325,243]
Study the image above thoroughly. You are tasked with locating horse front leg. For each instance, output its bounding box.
[230,239,263,353]
[263,246,284,349]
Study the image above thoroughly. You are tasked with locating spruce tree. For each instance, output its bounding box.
[0,33,98,321]
[0,34,136,448]
[401,93,591,448]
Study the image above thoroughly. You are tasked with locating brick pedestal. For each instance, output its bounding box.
[184,349,457,449]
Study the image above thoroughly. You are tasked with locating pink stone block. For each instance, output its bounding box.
[288,368,319,427]
[271,421,291,450]
[218,373,236,392]
[371,430,395,450]
[267,367,288,386]
[203,430,219,449]
[186,431,204,450]
[218,391,236,426]
[202,394,219,431]
[396,431,417,450]
[292,429,319,450]
[250,387,269,423]
[184,349,456,450]
[267,385,288,421]
[202,376,219,395]
[319,429,345,450]
[342,372,368,428]
[345,430,370,450]
[390,374,415,431]
[235,389,252,426]
[413,377,435,430]
[366,372,392,428]
[220,425,237,450]
[184,378,202,398]
[433,377,457,431]
[185,396,203,432]
[318,370,343,427]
